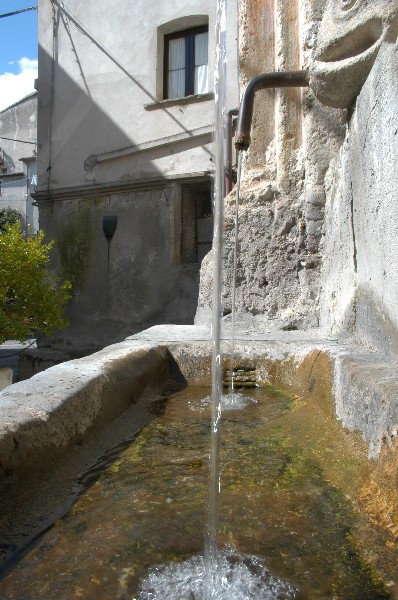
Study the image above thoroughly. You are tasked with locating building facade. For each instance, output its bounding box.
[34,0,239,354]
[0,93,38,235]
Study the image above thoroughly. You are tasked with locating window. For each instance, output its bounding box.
[164,26,209,100]
[180,183,213,264]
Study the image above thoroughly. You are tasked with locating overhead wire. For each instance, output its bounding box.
[0,136,36,145]
[0,7,37,19]
[46,0,58,200]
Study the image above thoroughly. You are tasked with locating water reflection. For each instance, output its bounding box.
[0,385,395,599]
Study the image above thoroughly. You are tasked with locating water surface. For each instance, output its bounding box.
[0,385,396,599]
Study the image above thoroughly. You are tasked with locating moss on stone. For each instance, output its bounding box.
[57,203,92,293]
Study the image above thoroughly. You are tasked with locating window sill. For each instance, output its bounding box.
[144,92,214,111]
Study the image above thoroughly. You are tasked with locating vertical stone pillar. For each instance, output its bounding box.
[301,0,345,254]
[275,0,303,192]
[239,0,276,174]
[239,0,305,185]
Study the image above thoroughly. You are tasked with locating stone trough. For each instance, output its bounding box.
[0,324,397,578]
[2,325,398,482]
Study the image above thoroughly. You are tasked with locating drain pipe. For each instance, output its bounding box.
[235,70,310,152]
[226,108,239,195]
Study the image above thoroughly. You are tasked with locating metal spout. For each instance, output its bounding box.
[235,70,310,152]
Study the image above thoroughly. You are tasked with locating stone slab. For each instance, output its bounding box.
[0,369,12,392]
[0,340,171,481]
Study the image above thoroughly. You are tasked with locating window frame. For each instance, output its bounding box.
[179,182,213,265]
[163,25,209,100]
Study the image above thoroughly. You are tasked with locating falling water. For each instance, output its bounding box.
[205,0,227,589]
[228,151,243,392]
[136,0,296,597]
[223,152,250,411]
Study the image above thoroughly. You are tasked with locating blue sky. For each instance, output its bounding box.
[0,1,38,110]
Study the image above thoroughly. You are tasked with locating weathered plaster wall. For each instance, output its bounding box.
[0,94,38,233]
[37,0,239,192]
[39,183,203,353]
[33,0,239,352]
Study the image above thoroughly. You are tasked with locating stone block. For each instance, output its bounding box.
[0,368,12,392]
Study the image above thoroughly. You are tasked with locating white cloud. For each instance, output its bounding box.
[0,57,38,111]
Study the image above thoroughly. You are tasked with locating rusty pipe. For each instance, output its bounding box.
[226,108,238,195]
[235,70,310,152]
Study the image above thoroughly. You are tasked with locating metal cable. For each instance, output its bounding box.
[0,7,37,19]
[0,340,36,359]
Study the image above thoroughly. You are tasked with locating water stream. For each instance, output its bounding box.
[229,151,243,392]
[207,0,227,582]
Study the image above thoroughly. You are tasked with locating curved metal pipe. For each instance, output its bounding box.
[235,70,310,151]
[226,108,238,195]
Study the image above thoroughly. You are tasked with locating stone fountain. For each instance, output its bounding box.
[0,0,398,596]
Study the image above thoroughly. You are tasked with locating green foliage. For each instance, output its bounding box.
[0,207,23,232]
[0,224,72,343]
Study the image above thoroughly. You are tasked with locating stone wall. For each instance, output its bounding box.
[39,182,206,353]
[197,0,398,361]
[319,42,398,356]
[197,0,344,331]
[307,0,398,356]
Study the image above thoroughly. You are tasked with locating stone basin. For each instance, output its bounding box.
[0,325,397,596]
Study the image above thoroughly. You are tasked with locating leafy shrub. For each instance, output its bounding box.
[0,207,23,232]
[0,224,71,343]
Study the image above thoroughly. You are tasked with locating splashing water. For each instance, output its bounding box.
[200,391,257,411]
[136,551,296,600]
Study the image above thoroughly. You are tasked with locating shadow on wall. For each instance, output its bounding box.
[42,0,213,185]
[36,33,211,353]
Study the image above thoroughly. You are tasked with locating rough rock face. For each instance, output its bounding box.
[310,0,398,109]
[196,0,346,331]
[197,0,398,359]
[196,165,322,331]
